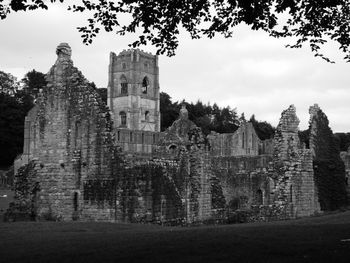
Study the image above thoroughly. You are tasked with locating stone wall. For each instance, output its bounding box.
[340,147,350,200]
[12,44,333,224]
[107,49,160,132]
[208,122,261,157]
[211,155,273,211]
[272,105,320,219]
[19,43,119,221]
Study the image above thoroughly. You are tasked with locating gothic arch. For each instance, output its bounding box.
[142,76,149,94]
[119,111,127,126]
[145,111,150,121]
[120,75,128,94]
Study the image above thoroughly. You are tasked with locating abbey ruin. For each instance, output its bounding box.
[11,43,349,224]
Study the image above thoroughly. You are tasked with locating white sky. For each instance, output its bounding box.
[0,4,349,132]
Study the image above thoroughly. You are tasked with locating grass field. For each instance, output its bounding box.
[1,211,350,262]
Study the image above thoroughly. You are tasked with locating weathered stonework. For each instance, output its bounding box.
[340,147,350,200]
[11,45,333,224]
[271,105,320,219]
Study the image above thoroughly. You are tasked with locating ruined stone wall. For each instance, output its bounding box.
[21,43,119,221]
[272,105,320,219]
[208,122,261,157]
[259,138,274,155]
[114,128,161,154]
[211,155,273,212]
[340,147,350,199]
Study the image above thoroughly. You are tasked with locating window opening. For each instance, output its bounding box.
[120,75,128,94]
[73,192,78,211]
[120,111,127,126]
[142,76,149,94]
[145,111,150,121]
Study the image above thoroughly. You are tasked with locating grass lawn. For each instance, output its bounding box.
[1,211,350,262]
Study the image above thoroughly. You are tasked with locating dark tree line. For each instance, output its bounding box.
[160,92,275,140]
[299,130,350,152]
[0,70,42,168]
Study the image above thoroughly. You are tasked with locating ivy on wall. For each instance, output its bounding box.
[5,161,39,221]
[311,109,348,210]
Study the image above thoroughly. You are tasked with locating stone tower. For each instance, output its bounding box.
[107,49,160,132]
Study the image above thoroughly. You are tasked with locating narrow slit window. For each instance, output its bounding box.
[142,76,149,94]
[145,111,150,121]
[120,111,127,127]
[120,75,128,94]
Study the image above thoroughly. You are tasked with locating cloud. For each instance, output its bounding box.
[0,6,349,132]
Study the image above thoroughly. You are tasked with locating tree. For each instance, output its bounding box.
[249,114,275,140]
[1,1,350,61]
[160,92,179,131]
[0,71,34,168]
[0,70,19,95]
[334,132,350,152]
[22,69,47,99]
[96,88,107,104]
[310,108,348,210]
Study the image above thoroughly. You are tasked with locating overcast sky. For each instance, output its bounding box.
[0,4,349,132]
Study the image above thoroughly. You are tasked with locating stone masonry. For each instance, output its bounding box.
[11,44,337,224]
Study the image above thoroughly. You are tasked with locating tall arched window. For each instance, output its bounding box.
[145,111,150,121]
[255,189,263,205]
[120,75,128,95]
[142,76,149,94]
[73,192,78,211]
[120,111,127,126]
[242,132,245,149]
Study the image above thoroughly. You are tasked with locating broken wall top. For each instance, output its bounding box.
[276,105,299,133]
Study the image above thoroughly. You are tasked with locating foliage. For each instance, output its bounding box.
[97,87,107,104]
[83,179,116,206]
[21,69,47,99]
[2,1,350,61]
[0,91,34,167]
[249,114,275,140]
[160,92,242,134]
[0,70,19,95]
[211,176,226,209]
[311,109,348,210]
[4,161,38,221]
[160,92,179,131]
[0,70,47,168]
[334,132,350,152]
